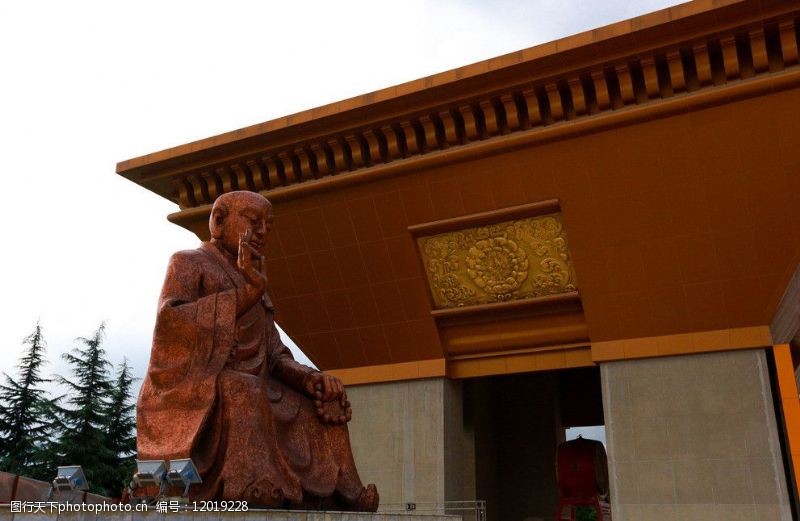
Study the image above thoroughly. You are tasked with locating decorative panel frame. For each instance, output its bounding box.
[410,199,578,310]
[409,200,590,373]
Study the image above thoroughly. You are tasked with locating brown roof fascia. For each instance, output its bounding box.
[116,0,793,200]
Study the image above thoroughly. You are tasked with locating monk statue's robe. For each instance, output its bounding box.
[137,241,369,508]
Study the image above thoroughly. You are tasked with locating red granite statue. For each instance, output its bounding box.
[136,191,378,511]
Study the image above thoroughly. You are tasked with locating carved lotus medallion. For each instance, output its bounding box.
[465,237,529,300]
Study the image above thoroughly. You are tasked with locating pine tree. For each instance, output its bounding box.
[53,323,118,496]
[105,358,137,494]
[0,322,57,480]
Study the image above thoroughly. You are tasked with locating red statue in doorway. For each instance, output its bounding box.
[555,436,611,521]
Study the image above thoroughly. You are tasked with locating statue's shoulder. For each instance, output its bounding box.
[166,246,212,271]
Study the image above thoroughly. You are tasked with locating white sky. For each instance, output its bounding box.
[0,0,684,396]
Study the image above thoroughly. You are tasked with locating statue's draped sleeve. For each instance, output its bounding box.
[137,251,237,461]
[267,320,315,393]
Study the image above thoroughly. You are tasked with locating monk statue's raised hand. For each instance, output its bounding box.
[236,228,268,315]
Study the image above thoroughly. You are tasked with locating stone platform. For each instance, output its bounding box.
[3,509,459,521]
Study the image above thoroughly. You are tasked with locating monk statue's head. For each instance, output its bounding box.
[209,191,273,257]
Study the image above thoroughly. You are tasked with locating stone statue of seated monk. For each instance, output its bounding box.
[136,190,378,511]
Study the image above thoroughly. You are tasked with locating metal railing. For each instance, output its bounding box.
[380,500,486,520]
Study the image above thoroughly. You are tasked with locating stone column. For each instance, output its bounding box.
[601,349,792,520]
[345,377,476,513]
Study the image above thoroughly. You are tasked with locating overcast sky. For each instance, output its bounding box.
[0,1,684,397]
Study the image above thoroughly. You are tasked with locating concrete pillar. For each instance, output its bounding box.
[601,349,792,520]
[345,377,476,513]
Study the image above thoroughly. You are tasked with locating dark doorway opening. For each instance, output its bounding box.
[464,366,604,521]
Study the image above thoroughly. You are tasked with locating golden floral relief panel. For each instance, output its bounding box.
[417,213,578,309]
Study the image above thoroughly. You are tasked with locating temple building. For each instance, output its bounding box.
[118,0,800,519]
